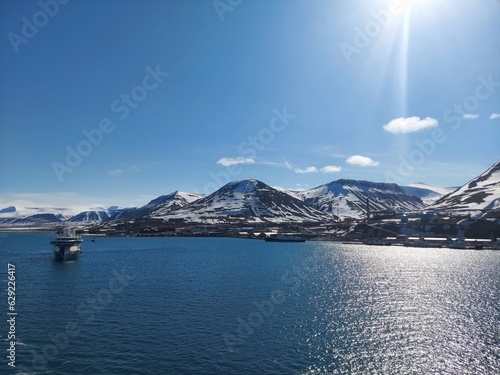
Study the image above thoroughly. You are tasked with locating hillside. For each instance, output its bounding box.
[429,161,500,211]
[301,179,425,219]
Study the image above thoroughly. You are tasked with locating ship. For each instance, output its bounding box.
[265,234,306,242]
[403,235,440,248]
[51,227,83,261]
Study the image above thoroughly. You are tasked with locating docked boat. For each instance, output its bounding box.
[449,241,466,249]
[51,227,83,261]
[364,238,391,246]
[265,234,306,242]
[404,236,438,248]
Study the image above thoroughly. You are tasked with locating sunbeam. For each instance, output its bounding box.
[398,11,410,117]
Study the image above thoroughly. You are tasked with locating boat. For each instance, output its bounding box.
[403,236,438,248]
[265,234,306,242]
[364,238,391,246]
[51,227,83,261]
[449,241,466,249]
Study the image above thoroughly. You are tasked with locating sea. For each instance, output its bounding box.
[0,232,498,374]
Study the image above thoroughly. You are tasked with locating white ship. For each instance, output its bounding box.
[51,227,83,261]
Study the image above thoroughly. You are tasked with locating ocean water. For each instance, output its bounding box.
[0,232,499,374]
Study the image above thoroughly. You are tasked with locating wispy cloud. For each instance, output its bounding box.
[489,113,500,120]
[295,166,318,174]
[320,165,342,173]
[310,145,346,158]
[463,114,479,120]
[383,116,438,134]
[107,165,142,176]
[259,161,293,169]
[217,157,255,167]
[346,155,380,167]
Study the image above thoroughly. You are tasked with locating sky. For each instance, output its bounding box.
[0,0,499,210]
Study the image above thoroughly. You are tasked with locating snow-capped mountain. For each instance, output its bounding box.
[271,186,304,200]
[0,213,66,225]
[112,191,202,220]
[67,209,114,223]
[1,164,498,227]
[401,183,455,205]
[429,160,500,211]
[0,206,75,224]
[0,206,16,214]
[301,179,426,219]
[159,179,333,223]
[0,205,128,225]
[148,192,202,216]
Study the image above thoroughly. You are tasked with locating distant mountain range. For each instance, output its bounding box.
[1,161,499,226]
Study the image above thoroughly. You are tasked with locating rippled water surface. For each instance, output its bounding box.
[0,233,498,374]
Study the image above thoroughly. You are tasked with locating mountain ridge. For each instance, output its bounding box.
[301,179,426,219]
[429,160,500,211]
[1,161,499,226]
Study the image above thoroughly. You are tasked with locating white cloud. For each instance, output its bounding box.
[293,165,342,174]
[108,169,123,176]
[217,157,255,167]
[295,166,318,174]
[383,116,438,134]
[463,114,479,120]
[346,155,380,167]
[489,113,500,120]
[320,165,342,173]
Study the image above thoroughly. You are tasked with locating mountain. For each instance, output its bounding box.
[148,192,202,216]
[301,179,426,219]
[271,186,304,200]
[158,179,333,223]
[112,191,202,221]
[401,183,455,205]
[0,206,75,225]
[0,206,16,214]
[1,165,498,227]
[68,209,113,223]
[429,161,500,211]
[0,213,66,225]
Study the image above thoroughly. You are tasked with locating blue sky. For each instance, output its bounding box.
[1,0,499,209]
